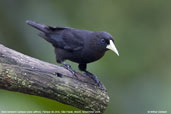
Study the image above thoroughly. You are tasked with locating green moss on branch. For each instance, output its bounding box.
[0,44,109,114]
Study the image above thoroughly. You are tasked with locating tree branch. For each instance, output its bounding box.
[0,44,109,113]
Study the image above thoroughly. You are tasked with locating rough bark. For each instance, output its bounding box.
[0,44,109,114]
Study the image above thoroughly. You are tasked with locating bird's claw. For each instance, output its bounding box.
[61,64,77,77]
[84,71,103,88]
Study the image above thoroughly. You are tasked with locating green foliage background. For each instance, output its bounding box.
[0,0,171,114]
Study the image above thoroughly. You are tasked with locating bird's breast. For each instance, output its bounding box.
[77,49,105,63]
[55,47,105,64]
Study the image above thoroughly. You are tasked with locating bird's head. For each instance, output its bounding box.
[94,31,119,56]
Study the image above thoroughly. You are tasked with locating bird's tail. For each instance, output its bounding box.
[26,20,53,33]
[26,20,63,46]
[26,20,58,42]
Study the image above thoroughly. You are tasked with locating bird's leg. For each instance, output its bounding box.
[79,63,102,87]
[60,61,76,76]
[84,70,102,87]
[84,71,99,82]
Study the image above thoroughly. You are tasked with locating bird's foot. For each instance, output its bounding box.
[84,71,103,88]
[61,63,77,77]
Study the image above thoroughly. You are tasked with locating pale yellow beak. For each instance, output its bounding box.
[106,40,119,56]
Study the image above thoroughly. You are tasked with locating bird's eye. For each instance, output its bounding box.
[101,39,105,44]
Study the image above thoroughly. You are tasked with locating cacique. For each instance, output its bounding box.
[26,20,119,86]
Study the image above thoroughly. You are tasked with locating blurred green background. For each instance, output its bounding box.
[0,0,171,114]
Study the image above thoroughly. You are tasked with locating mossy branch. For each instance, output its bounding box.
[0,44,109,114]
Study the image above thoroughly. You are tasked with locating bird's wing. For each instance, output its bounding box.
[44,27,84,52]
[26,20,84,51]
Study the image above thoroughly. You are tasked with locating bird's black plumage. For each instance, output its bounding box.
[26,20,119,85]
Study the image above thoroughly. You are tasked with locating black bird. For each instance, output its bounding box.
[26,20,119,85]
